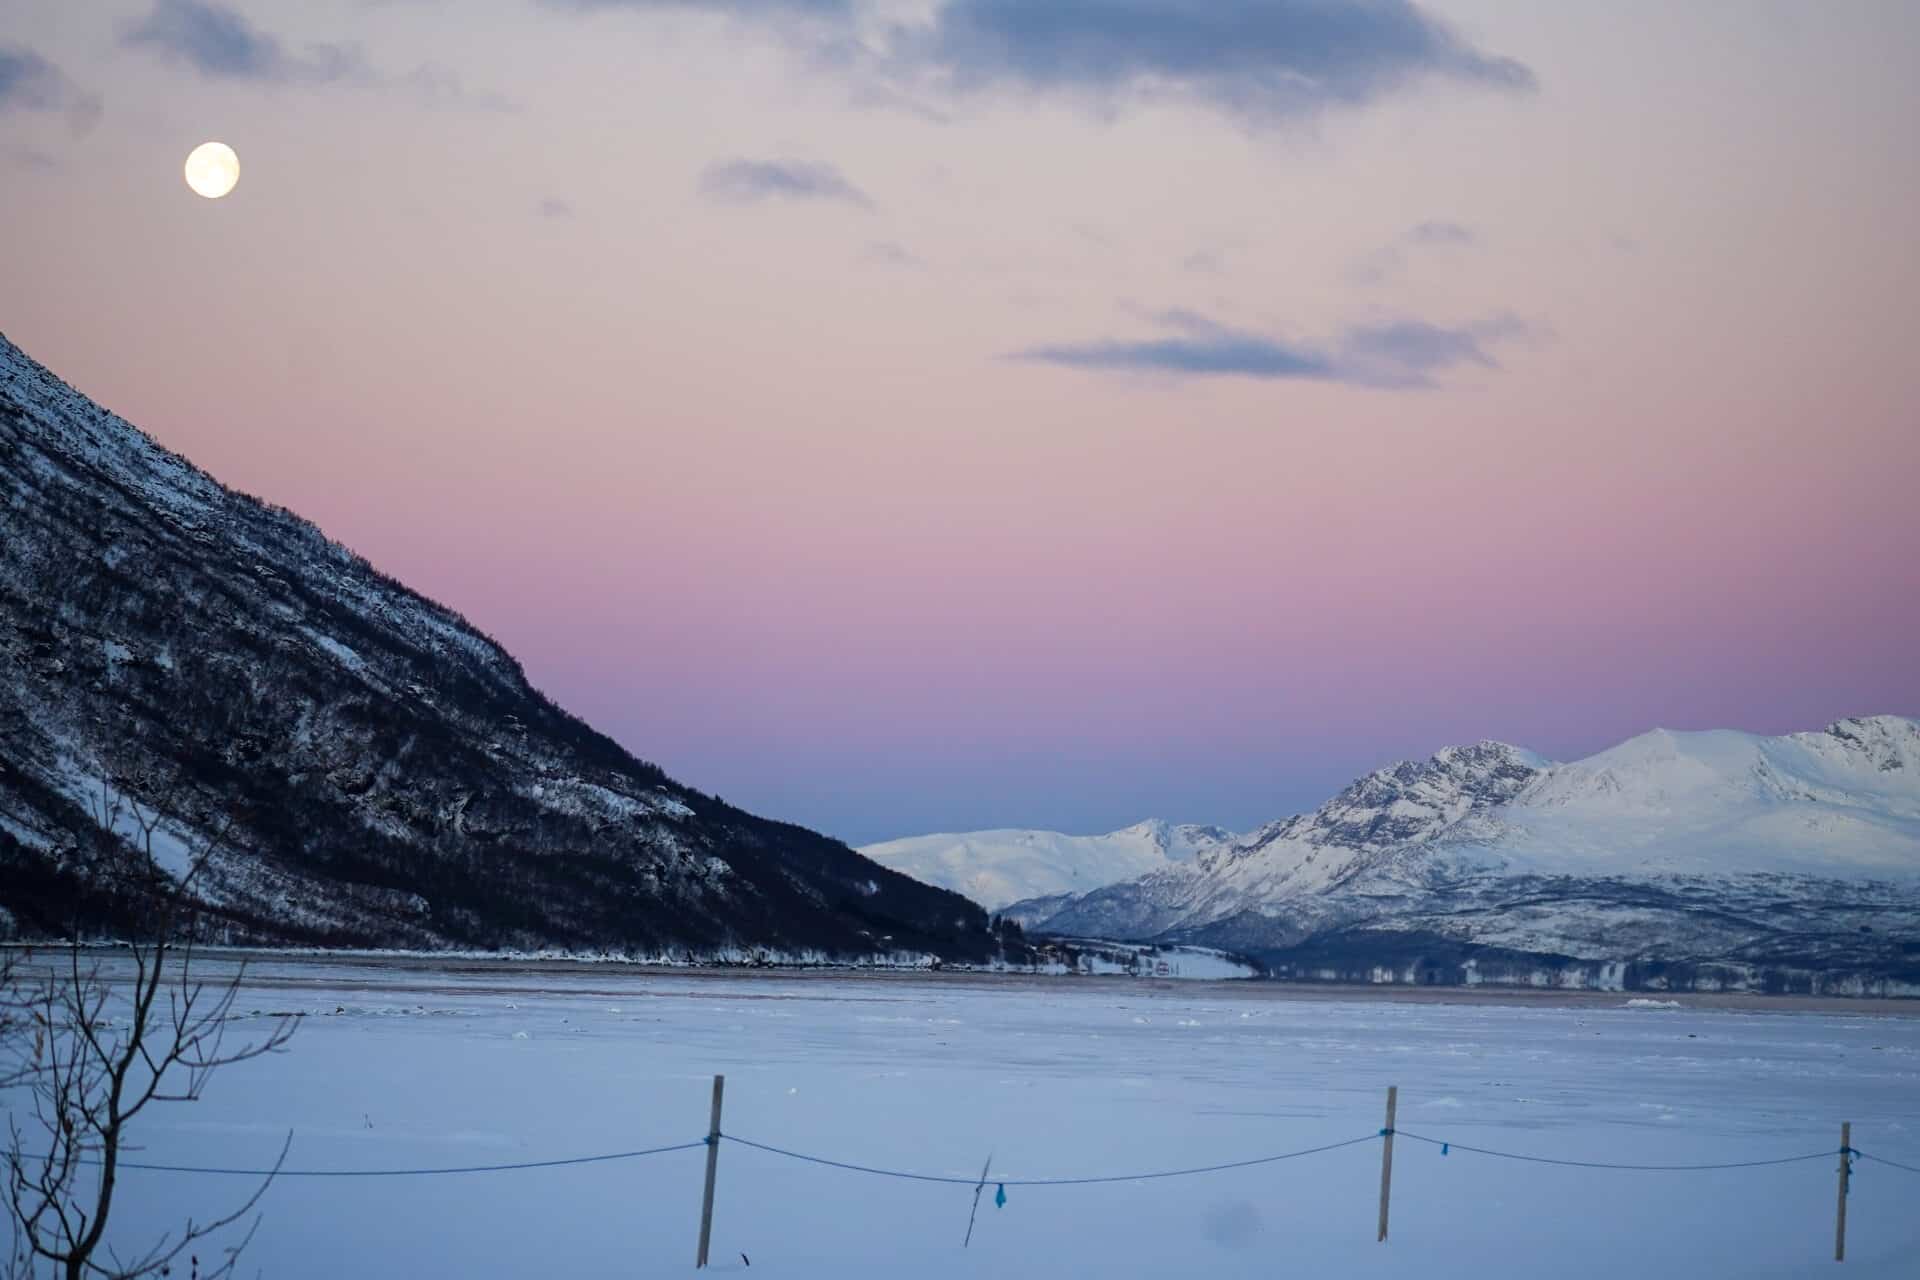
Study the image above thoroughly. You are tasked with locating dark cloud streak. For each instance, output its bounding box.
[120,0,365,83]
[1011,309,1527,389]
[890,0,1536,122]
[0,47,66,111]
[119,0,512,108]
[1018,331,1334,380]
[535,0,1535,125]
[0,45,100,129]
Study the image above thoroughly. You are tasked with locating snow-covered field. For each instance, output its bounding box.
[41,959,1920,1277]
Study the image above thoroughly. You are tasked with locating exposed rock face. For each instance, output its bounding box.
[0,331,1010,962]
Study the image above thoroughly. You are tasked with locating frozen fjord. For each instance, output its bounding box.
[82,960,1920,1278]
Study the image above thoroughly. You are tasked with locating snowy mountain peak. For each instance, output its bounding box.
[1516,718,1920,826]
[1113,819,1238,856]
[1233,738,1549,862]
[860,820,1240,912]
[1004,718,1920,990]
[1819,716,1919,771]
[1336,739,1548,811]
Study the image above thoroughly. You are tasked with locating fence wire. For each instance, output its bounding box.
[90,1126,1920,1184]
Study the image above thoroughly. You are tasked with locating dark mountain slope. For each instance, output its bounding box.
[0,331,1008,961]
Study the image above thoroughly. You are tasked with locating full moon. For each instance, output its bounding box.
[184,142,240,200]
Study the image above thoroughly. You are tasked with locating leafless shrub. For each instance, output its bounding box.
[3,784,294,1280]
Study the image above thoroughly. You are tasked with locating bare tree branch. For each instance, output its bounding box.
[2,784,295,1280]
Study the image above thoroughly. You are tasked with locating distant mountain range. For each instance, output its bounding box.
[6,329,1913,990]
[861,819,1238,912]
[0,332,1017,963]
[873,722,1920,994]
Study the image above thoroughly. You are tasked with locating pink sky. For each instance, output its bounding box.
[4,0,1917,842]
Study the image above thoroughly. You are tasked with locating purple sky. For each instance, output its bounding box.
[4,1,1917,844]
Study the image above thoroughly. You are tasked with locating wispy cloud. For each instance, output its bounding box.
[122,0,364,83]
[860,240,922,267]
[1345,246,1403,287]
[541,0,852,15]
[0,45,101,130]
[0,46,67,111]
[1407,219,1475,247]
[120,0,512,107]
[1349,219,1479,285]
[700,158,873,209]
[1011,309,1528,389]
[536,0,1534,126]
[1338,316,1509,387]
[883,0,1535,124]
[397,63,517,111]
[4,143,60,173]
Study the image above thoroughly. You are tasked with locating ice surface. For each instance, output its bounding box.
[31,959,1920,1278]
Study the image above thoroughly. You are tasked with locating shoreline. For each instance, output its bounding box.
[24,945,1915,1016]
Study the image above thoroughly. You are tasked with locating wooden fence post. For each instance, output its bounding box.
[1835,1121,1850,1263]
[1377,1085,1397,1243]
[696,1074,725,1269]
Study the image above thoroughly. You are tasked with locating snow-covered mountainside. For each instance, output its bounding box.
[860,819,1238,912]
[0,331,1021,962]
[1007,727,1920,994]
